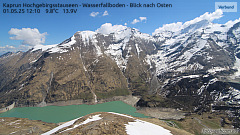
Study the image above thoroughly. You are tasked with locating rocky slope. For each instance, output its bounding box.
[0,112,192,135]
[0,117,57,135]
[42,112,191,135]
[0,28,156,107]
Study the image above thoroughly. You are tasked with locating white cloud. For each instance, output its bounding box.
[95,23,127,34]
[131,19,140,24]
[124,23,127,26]
[0,45,15,49]
[152,22,183,35]
[103,11,109,16]
[19,45,31,50]
[153,9,224,35]
[139,17,147,22]
[7,45,15,49]
[131,17,147,24]
[182,9,223,28]
[90,12,99,17]
[8,28,47,46]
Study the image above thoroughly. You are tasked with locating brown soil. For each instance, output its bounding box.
[0,117,57,135]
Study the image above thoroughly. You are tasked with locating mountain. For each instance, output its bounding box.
[0,28,157,108]
[149,20,240,110]
[1,13,240,128]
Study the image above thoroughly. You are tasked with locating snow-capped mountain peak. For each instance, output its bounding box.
[77,31,97,43]
[181,19,210,34]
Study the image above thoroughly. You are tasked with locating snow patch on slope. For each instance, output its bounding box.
[176,63,204,72]
[232,56,240,78]
[125,120,172,135]
[60,114,102,133]
[134,30,156,42]
[215,87,240,105]
[42,117,81,135]
[47,35,76,53]
[182,75,200,79]
[105,28,132,70]
[42,114,102,135]
[178,39,207,65]
[147,38,207,75]
[114,28,132,43]
[135,44,142,57]
[32,35,77,54]
[208,67,227,74]
[77,31,102,56]
[197,78,218,95]
[108,112,172,135]
[78,31,97,44]
[32,44,58,52]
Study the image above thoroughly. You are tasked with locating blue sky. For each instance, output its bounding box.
[0,0,239,54]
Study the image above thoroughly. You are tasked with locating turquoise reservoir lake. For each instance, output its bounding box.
[0,101,147,123]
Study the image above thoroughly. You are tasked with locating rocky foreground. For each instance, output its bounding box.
[0,117,56,135]
[0,112,192,135]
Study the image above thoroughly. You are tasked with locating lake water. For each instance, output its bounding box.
[0,101,147,123]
